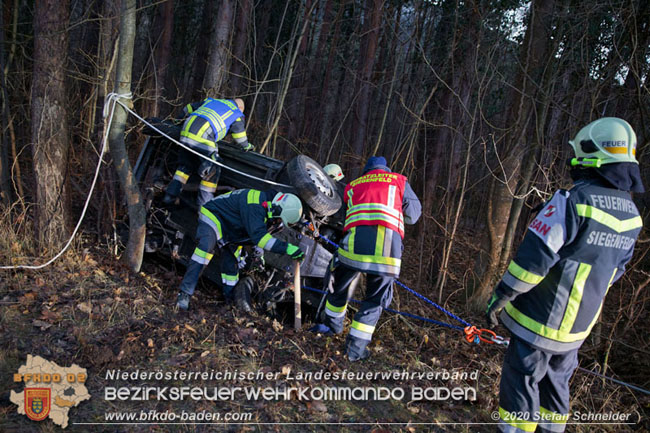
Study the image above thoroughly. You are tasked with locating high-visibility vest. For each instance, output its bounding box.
[187,99,243,141]
[343,169,407,238]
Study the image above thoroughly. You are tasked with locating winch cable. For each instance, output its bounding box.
[0,93,291,270]
[304,225,507,345]
[114,98,292,188]
[307,228,650,396]
[0,92,124,270]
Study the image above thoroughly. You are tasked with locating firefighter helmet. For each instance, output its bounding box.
[271,192,303,225]
[323,163,344,181]
[569,117,637,166]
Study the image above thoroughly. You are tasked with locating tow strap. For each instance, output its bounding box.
[304,224,509,346]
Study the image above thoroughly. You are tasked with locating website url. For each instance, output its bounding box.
[104,409,253,422]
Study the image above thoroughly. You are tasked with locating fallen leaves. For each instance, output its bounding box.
[77,302,92,314]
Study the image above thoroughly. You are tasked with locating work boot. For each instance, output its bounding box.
[309,323,334,335]
[175,292,191,311]
[345,337,370,362]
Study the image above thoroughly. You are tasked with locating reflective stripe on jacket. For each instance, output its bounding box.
[180,99,247,152]
[201,189,290,255]
[343,169,407,238]
[499,178,642,353]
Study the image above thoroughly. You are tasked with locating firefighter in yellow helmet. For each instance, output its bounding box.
[486,118,644,432]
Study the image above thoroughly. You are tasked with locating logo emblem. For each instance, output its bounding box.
[543,205,556,217]
[25,388,51,421]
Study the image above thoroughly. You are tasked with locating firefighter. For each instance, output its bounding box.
[319,156,421,361]
[486,117,644,433]
[164,98,254,208]
[175,189,305,311]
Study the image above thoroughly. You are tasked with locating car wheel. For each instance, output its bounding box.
[285,155,342,216]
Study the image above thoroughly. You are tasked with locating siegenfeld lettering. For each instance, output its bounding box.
[586,230,634,250]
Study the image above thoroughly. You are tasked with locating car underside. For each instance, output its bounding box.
[134,119,345,320]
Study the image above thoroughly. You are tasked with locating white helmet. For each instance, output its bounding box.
[569,117,637,167]
[323,163,344,181]
[271,192,303,225]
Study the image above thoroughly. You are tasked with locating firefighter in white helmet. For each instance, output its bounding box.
[486,118,644,432]
[323,163,344,181]
[176,189,304,310]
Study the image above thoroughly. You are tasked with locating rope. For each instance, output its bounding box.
[0,92,125,270]
[111,98,292,188]
[303,285,465,331]
[311,229,472,327]
[576,366,650,396]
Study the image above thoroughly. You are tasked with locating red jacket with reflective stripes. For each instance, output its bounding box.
[343,169,407,238]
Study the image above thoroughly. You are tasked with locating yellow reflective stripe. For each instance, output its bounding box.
[200,180,217,188]
[185,103,194,114]
[200,207,223,237]
[221,110,233,120]
[499,407,537,432]
[559,263,591,332]
[505,302,594,343]
[345,213,402,225]
[576,204,642,232]
[221,273,238,281]
[195,106,226,130]
[257,233,273,249]
[181,128,216,147]
[338,248,401,267]
[608,268,617,288]
[351,320,375,334]
[234,246,243,259]
[375,226,385,256]
[348,203,401,216]
[247,190,261,204]
[174,170,189,181]
[326,300,346,313]
[231,131,247,139]
[193,248,213,261]
[508,261,544,285]
[539,406,569,424]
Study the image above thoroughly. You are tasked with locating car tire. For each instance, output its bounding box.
[285,155,342,216]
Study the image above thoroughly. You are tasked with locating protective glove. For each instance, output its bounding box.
[198,153,217,179]
[242,143,255,152]
[286,244,305,261]
[485,293,510,328]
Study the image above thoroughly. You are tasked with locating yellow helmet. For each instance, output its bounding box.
[323,163,344,181]
[569,117,637,167]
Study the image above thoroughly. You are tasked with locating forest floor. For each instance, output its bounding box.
[0,235,648,432]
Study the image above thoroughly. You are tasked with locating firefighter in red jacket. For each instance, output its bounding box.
[317,156,421,361]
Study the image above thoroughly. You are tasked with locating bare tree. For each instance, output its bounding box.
[108,0,146,272]
[203,0,234,94]
[31,0,71,248]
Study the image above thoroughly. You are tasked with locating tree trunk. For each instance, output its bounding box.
[108,0,146,272]
[229,0,252,95]
[0,2,13,206]
[31,0,71,249]
[154,0,174,115]
[203,0,234,94]
[472,0,558,304]
[349,0,382,168]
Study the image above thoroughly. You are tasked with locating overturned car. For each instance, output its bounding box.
[134,119,346,318]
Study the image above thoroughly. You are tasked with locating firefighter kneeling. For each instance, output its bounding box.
[317,156,421,361]
[176,189,305,311]
[486,118,644,433]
